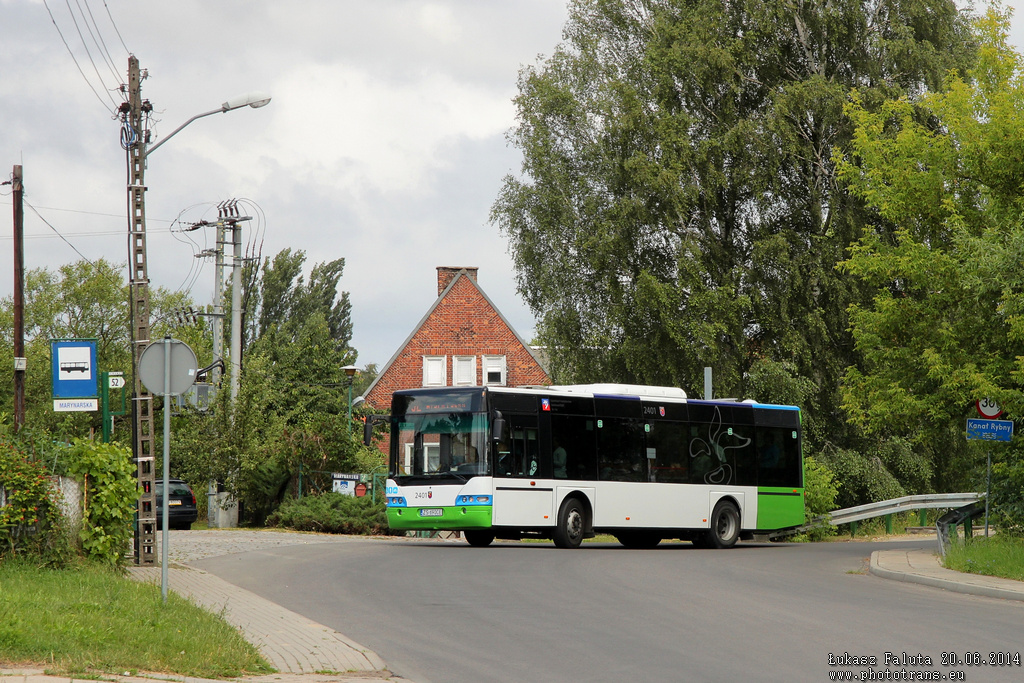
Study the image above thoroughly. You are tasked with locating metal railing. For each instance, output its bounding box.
[774,492,982,538]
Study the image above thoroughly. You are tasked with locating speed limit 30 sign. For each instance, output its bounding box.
[977,398,1003,419]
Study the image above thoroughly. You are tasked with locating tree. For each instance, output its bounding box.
[838,7,1024,496]
[492,0,974,456]
[0,258,202,440]
[174,248,370,523]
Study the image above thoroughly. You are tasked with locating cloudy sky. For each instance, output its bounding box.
[0,0,568,368]
[1,1,1022,370]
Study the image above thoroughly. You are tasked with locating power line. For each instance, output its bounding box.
[76,0,124,88]
[22,199,123,289]
[42,0,117,113]
[0,199,175,223]
[101,0,130,54]
[60,0,121,108]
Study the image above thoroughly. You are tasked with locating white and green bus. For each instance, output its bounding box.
[373,384,804,548]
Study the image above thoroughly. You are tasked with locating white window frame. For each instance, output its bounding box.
[453,355,477,386]
[423,356,447,387]
[404,443,440,474]
[483,355,507,386]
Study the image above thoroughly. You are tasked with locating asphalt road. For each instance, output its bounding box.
[193,538,1024,683]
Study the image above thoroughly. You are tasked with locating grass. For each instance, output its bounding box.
[0,559,272,679]
[942,534,1024,581]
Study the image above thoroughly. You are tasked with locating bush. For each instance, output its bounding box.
[801,456,839,541]
[0,440,66,563]
[65,439,137,567]
[988,450,1024,536]
[266,492,400,535]
[817,443,904,508]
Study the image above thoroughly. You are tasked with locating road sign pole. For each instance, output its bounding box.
[101,371,111,443]
[161,338,172,603]
[985,450,991,537]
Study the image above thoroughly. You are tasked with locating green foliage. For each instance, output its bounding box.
[942,534,1024,580]
[0,560,271,677]
[817,443,905,509]
[837,6,1024,495]
[492,0,976,490]
[0,258,202,444]
[988,446,1024,535]
[801,456,840,541]
[174,248,365,524]
[266,492,398,535]
[65,439,137,567]
[0,439,62,561]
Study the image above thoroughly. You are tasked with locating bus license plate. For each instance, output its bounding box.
[419,508,443,517]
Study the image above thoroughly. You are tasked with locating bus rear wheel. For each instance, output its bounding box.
[464,530,494,547]
[705,500,740,549]
[553,498,586,549]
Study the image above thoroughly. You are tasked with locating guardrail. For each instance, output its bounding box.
[773,492,982,538]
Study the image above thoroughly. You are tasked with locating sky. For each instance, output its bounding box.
[2,1,1023,371]
[0,0,569,368]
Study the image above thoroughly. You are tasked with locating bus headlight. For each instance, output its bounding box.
[387,496,407,507]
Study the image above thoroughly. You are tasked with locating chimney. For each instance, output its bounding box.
[437,266,478,296]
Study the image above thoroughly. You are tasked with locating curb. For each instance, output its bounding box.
[869,550,1024,602]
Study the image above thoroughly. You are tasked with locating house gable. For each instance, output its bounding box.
[363,267,549,411]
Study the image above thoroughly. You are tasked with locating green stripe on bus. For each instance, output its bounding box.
[387,506,493,531]
[756,487,804,529]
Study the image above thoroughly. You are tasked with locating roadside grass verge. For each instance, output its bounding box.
[0,559,272,678]
[942,535,1024,581]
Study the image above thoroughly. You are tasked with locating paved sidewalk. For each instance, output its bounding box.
[871,547,1024,601]
[1,530,410,683]
[127,566,387,676]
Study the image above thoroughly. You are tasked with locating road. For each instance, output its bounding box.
[193,538,1024,683]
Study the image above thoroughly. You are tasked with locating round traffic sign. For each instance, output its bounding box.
[977,398,1003,419]
[138,339,198,396]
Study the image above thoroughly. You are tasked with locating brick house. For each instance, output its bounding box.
[361,267,550,414]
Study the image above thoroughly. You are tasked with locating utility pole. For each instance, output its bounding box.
[12,165,25,432]
[121,55,157,566]
[230,209,244,401]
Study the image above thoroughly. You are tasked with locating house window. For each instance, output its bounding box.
[483,355,507,386]
[454,356,477,386]
[423,356,446,386]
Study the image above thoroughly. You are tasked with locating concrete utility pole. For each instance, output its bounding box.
[12,165,26,432]
[120,55,157,565]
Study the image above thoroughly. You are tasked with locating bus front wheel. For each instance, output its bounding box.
[464,530,494,547]
[553,498,586,549]
[705,500,740,549]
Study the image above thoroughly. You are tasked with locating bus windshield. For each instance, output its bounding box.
[392,410,489,482]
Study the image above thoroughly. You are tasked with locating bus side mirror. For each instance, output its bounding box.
[491,411,505,441]
[363,418,374,447]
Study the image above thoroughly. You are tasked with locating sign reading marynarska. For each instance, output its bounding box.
[51,339,98,411]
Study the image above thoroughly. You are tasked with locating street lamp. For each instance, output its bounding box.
[122,53,272,561]
[343,365,359,433]
[146,91,272,156]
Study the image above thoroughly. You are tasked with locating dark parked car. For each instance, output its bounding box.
[155,479,198,530]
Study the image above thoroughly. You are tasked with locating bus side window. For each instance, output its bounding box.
[506,416,539,478]
[551,415,597,480]
[647,421,687,483]
[757,427,799,487]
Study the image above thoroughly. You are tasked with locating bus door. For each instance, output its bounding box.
[493,414,553,527]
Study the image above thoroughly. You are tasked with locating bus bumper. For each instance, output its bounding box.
[388,505,493,530]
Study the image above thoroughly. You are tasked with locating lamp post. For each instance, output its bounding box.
[146,92,272,155]
[343,365,359,433]
[122,53,272,562]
